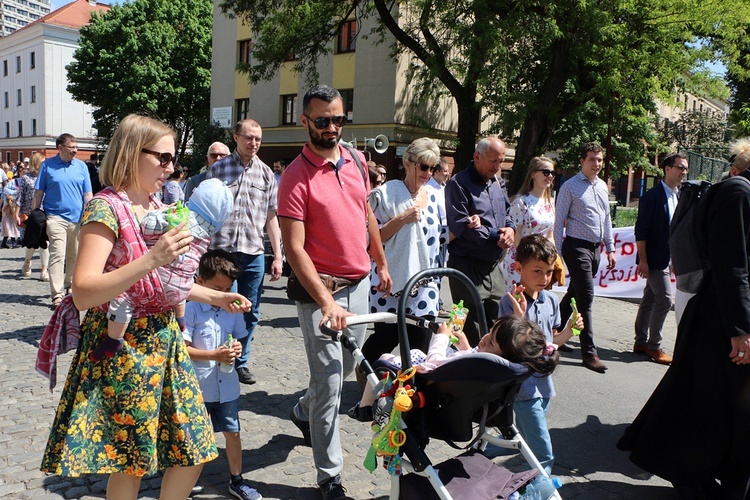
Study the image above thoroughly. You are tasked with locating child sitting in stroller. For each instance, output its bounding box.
[349,315,558,422]
[90,178,233,361]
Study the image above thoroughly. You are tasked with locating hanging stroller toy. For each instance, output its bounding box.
[364,367,417,475]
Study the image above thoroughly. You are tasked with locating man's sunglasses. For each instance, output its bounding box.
[305,114,346,130]
[209,152,227,160]
[536,169,555,177]
[141,148,176,168]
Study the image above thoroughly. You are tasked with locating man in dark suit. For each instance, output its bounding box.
[633,152,688,364]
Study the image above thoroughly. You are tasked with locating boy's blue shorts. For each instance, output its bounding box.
[204,398,240,433]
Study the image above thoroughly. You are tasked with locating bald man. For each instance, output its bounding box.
[183,142,230,201]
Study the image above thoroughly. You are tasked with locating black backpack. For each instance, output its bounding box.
[669,176,749,293]
[21,208,48,249]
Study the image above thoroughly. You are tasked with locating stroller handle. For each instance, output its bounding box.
[397,268,486,372]
[319,312,443,341]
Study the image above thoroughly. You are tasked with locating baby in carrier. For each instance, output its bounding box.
[90,178,233,361]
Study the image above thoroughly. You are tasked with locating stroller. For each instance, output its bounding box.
[321,268,563,500]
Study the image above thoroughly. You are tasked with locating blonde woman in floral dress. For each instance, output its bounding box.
[41,115,250,499]
[501,157,557,292]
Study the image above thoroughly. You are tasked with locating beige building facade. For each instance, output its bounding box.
[209,2,463,175]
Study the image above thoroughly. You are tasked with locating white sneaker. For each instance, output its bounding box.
[39,270,49,282]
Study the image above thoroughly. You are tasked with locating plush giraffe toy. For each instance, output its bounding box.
[364,367,416,475]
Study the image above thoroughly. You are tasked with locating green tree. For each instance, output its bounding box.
[220,0,748,192]
[659,109,730,151]
[727,25,750,138]
[67,0,213,157]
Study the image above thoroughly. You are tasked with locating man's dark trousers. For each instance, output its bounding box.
[559,237,600,358]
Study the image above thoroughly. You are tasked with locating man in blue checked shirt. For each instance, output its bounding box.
[207,119,283,385]
[554,142,616,373]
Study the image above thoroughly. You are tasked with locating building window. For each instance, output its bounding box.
[3,92,7,108]
[15,56,21,73]
[18,151,23,162]
[30,51,35,69]
[32,119,37,136]
[238,39,251,64]
[337,20,357,53]
[5,151,10,163]
[236,98,249,121]
[281,94,297,125]
[30,85,36,103]
[2,60,7,76]
[4,123,9,138]
[16,89,21,106]
[18,120,23,137]
[339,89,354,122]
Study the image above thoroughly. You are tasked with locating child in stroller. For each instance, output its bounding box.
[323,268,564,499]
[348,315,559,423]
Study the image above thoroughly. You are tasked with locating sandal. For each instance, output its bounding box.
[21,261,31,277]
[52,297,62,309]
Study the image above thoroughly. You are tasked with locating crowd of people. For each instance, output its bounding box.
[16,83,747,500]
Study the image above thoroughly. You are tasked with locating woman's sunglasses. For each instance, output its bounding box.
[305,115,347,130]
[416,162,437,173]
[141,148,176,168]
[536,169,555,177]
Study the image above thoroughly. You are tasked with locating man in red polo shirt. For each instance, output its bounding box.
[278,85,391,500]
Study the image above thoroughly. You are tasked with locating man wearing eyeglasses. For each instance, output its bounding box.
[278,85,391,500]
[632,153,687,366]
[445,137,515,345]
[554,142,617,373]
[184,142,229,201]
[207,122,282,386]
[32,133,93,308]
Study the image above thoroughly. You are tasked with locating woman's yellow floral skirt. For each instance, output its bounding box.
[41,308,217,477]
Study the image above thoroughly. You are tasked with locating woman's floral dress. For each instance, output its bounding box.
[500,193,556,292]
[41,197,217,477]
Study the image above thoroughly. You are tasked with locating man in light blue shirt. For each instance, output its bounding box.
[33,133,92,307]
[554,142,616,373]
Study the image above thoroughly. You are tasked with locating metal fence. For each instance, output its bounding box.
[684,149,731,182]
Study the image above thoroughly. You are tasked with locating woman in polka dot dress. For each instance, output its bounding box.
[360,138,448,368]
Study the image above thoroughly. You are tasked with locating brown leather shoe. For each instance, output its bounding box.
[633,344,649,354]
[583,355,608,373]
[646,348,672,365]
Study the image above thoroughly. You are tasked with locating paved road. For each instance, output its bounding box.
[0,247,681,499]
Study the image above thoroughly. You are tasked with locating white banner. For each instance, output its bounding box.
[551,226,677,299]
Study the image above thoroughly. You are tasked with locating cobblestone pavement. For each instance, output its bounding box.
[0,247,680,499]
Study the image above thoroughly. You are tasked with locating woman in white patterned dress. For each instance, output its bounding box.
[501,156,557,292]
[348,138,447,420]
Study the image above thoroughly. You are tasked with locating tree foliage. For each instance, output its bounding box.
[727,24,750,138]
[67,0,213,156]
[220,0,749,192]
[659,110,730,151]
